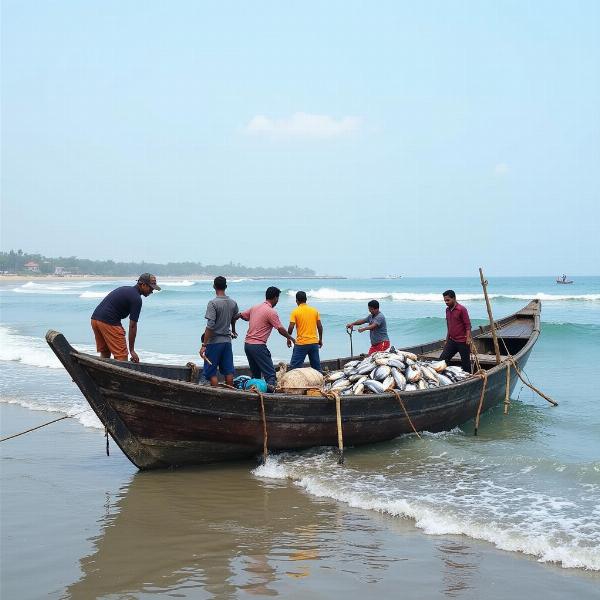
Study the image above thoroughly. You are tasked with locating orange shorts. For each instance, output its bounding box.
[91,319,128,360]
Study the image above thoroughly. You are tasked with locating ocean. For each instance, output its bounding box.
[1,275,599,595]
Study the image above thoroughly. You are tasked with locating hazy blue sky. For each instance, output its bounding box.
[2,1,599,276]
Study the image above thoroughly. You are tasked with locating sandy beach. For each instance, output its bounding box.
[1,402,598,600]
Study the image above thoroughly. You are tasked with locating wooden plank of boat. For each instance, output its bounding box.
[46,300,542,470]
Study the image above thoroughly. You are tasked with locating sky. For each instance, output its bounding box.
[1,1,599,276]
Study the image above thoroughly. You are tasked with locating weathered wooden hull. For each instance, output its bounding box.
[46,301,541,470]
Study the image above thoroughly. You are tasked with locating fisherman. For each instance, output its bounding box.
[235,286,295,389]
[287,290,323,371]
[90,273,160,363]
[439,289,472,373]
[346,300,390,355]
[199,276,239,387]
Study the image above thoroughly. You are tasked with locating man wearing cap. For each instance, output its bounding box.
[91,273,160,363]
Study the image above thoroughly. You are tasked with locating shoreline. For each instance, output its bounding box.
[1,402,598,599]
[0,274,347,282]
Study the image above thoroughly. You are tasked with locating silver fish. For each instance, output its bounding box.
[405,383,417,391]
[421,365,439,383]
[356,362,374,375]
[437,373,453,386]
[352,382,365,395]
[331,378,352,390]
[391,367,406,390]
[344,360,360,368]
[348,373,365,382]
[327,371,346,382]
[364,379,385,394]
[382,375,395,391]
[417,379,427,390]
[387,358,406,370]
[406,365,421,383]
[373,365,391,381]
[375,357,390,366]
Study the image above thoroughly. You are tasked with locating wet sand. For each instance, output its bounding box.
[1,403,598,599]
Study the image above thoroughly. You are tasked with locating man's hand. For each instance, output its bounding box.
[199,345,207,359]
[357,327,366,333]
[319,340,323,348]
[346,323,354,331]
[287,339,292,348]
[231,331,238,339]
[130,350,140,363]
[288,336,296,346]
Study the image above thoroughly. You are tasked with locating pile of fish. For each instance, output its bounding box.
[322,349,472,395]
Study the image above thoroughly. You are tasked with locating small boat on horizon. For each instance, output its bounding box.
[556,275,573,284]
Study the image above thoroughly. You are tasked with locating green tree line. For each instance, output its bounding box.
[0,250,316,277]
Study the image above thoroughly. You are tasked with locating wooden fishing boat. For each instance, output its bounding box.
[46,300,541,470]
[556,278,573,284]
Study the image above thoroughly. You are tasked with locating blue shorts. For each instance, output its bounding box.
[203,342,235,379]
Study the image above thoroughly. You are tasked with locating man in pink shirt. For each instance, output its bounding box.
[236,286,295,388]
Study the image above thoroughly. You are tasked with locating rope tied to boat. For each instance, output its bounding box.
[249,386,269,464]
[186,362,201,383]
[0,409,91,443]
[391,390,421,439]
[323,390,344,464]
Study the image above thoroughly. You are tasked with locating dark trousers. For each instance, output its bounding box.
[440,339,472,373]
[289,343,322,372]
[244,343,276,386]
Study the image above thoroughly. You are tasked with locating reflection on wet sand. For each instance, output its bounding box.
[66,463,403,598]
[64,459,528,599]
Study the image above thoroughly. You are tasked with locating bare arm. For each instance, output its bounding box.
[277,326,295,344]
[358,322,378,333]
[317,319,323,347]
[287,321,295,336]
[346,318,368,330]
[128,320,139,363]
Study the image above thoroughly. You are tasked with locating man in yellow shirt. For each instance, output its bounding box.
[287,291,323,371]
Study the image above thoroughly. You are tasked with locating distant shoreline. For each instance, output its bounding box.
[0,274,347,282]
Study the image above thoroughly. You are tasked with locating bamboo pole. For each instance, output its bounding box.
[479,267,501,364]
[503,364,511,414]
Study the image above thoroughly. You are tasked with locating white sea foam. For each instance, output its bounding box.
[0,396,103,430]
[288,288,600,302]
[0,325,248,370]
[254,453,600,571]
[79,291,109,299]
[159,280,197,287]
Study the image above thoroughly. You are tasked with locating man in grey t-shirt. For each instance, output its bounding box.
[199,276,239,386]
[346,299,390,355]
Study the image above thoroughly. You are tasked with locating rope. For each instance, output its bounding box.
[504,364,511,415]
[0,409,90,443]
[324,390,344,464]
[498,337,558,407]
[473,369,489,436]
[392,389,421,439]
[186,362,201,383]
[250,387,269,464]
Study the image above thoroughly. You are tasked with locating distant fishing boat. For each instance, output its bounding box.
[556,275,573,284]
[46,301,541,470]
[371,275,402,280]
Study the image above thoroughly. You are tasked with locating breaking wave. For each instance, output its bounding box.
[288,288,600,302]
[253,452,600,571]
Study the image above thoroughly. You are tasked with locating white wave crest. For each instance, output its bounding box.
[254,454,600,571]
[0,325,248,370]
[159,280,197,287]
[287,288,600,302]
[79,291,109,299]
[0,396,103,430]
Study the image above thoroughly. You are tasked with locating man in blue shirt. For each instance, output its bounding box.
[91,273,160,362]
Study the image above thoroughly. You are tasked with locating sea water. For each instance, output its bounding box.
[1,276,599,571]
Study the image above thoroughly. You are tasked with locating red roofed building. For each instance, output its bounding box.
[24,261,40,272]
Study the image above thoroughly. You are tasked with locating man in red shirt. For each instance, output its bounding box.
[439,289,472,373]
